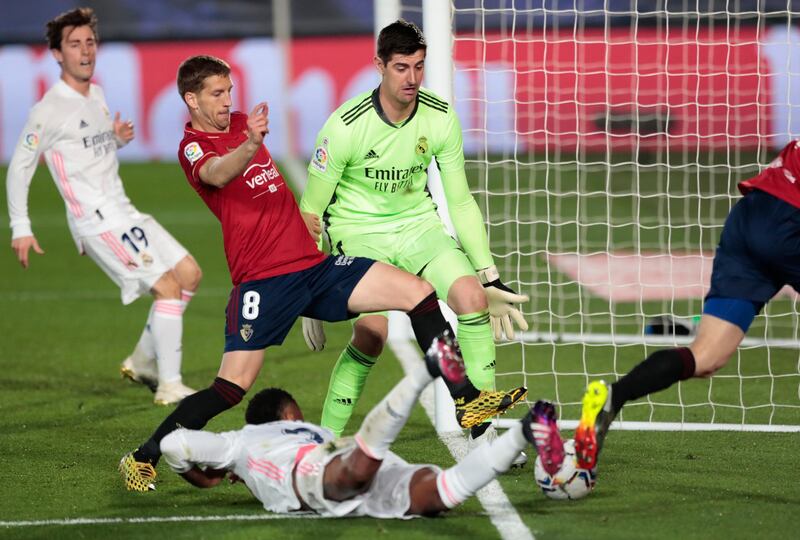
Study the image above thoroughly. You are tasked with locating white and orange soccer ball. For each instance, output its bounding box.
[534,438,596,500]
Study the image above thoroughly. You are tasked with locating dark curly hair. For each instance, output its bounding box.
[245,388,298,425]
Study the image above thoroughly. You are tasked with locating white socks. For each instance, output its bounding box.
[131,291,195,384]
[151,299,185,384]
[131,303,157,364]
[354,364,433,460]
[436,421,528,508]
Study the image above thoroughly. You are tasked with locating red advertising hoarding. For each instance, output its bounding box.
[0,28,787,163]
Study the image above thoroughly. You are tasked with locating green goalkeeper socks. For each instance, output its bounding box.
[457,310,496,392]
[320,343,377,437]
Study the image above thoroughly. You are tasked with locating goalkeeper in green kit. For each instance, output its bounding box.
[299,20,529,446]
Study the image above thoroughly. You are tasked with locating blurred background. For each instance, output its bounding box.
[2,0,800,166]
[3,1,796,42]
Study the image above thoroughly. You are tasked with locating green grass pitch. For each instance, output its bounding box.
[1,162,798,539]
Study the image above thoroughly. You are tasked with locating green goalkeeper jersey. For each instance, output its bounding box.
[301,86,493,270]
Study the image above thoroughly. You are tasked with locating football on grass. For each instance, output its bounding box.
[534,438,596,500]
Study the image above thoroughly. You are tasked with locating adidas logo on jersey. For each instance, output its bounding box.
[364,149,380,160]
[79,119,89,129]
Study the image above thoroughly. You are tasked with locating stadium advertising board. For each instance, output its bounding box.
[1,26,797,163]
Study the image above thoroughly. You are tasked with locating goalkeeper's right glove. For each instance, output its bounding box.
[302,317,326,351]
[478,265,529,341]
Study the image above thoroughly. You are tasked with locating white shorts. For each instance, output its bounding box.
[294,438,440,519]
[81,215,189,305]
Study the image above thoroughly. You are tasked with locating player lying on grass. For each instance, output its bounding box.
[119,55,526,492]
[574,139,800,471]
[159,333,564,517]
[299,20,529,450]
[6,7,201,405]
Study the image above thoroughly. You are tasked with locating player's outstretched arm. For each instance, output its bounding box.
[298,172,339,352]
[299,171,337,250]
[161,429,236,489]
[440,168,529,340]
[440,168,493,268]
[199,102,269,188]
[7,107,48,268]
[11,235,45,269]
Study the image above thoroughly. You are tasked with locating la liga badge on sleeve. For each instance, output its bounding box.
[184,142,204,163]
[311,146,328,172]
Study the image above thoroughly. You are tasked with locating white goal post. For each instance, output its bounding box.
[383,1,800,433]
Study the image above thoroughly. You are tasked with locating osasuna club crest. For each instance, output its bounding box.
[240,324,254,342]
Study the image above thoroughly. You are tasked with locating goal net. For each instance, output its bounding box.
[397,1,800,431]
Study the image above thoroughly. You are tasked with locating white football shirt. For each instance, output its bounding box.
[6,80,138,246]
[161,422,335,514]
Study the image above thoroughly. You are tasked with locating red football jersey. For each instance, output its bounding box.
[178,112,324,285]
[739,140,800,209]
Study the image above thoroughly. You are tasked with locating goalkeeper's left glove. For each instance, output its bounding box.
[478,265,529,341]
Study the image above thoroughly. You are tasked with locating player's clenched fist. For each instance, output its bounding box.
[247,102,269,145]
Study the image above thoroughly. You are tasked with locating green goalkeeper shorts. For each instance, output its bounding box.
[330,217,476,318]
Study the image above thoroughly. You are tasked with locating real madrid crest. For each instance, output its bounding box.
[415,136,428,155]
[240,324,254,342]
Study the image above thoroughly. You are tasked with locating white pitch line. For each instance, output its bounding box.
[388,338,534,540]
[0,513,328,528]
[3,344,533,537]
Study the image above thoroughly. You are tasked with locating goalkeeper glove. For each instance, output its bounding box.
[302,317,326,351]
[478,265,529,341]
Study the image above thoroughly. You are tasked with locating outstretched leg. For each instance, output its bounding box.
[575,311,746,470]
[412,400,562,515]
[119,350,259,491]
[322,332,464,501]
[347,261,527,429]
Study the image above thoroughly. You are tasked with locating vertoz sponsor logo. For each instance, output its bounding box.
[244,160,281,189]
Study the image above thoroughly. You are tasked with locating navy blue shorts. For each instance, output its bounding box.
[224,255,375,351]
[707,189,800,311]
